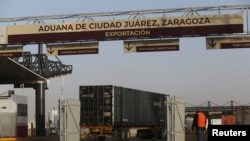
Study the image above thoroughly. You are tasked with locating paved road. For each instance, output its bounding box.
[13,133,206,141]
[16,136,60,141]
[15,136,166,141]
[81,137,166,141]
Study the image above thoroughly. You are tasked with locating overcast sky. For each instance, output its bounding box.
[1,0,250,120]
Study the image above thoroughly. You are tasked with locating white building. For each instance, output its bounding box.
[0,91,28,137]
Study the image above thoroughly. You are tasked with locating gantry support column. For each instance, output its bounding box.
[35,82,46,136]
[35,43,46,136]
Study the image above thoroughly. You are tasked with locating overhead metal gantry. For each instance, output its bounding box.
[185,100,250,111]
[0,5,249,33]
[0,4,250,137]
[13,52,72,85]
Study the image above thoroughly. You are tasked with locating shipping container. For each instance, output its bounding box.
[79,85,168,140]
[59,99,81,141]
[235,108,250,124]
[221,115,235,125]
[210,118,222,125]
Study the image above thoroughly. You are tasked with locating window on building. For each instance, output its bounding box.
[17,104,27,116]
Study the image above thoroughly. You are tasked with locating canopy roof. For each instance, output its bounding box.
[0,58,47,84]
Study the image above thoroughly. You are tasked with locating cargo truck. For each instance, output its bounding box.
[79,85,168,140]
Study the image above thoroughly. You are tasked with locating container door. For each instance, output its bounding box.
[59,99,81,141]
[80,86,113,126]
[166,96,185,141]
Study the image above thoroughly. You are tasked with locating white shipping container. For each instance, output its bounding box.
[211,119,222,125]
[59,99,80,141]
[167,96,185,141]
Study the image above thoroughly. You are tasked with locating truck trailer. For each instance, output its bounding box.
[79,85,168,140]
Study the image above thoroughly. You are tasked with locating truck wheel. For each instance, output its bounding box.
[158,128,166,139]
[152,128,165,139]
[120,128,130,141]
[112,129,120,141]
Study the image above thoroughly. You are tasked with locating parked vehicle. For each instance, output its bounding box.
[79,85,168,141]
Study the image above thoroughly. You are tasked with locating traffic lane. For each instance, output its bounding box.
[14,133,201,141]
[15,136,166,141]
[81,133,203,141]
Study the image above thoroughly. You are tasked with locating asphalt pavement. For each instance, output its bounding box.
[14,136,166,141]
[12,133,206,141]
